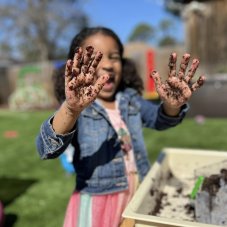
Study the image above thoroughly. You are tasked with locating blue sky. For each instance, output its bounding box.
[82,0,185,45]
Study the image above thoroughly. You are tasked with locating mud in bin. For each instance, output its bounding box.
[122,148,227,227]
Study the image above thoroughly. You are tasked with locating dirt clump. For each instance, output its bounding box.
[195,168,227,226]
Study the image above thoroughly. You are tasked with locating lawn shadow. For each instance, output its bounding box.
[0,176,37,207]
[3,213,17,227]
[0,176,37,227]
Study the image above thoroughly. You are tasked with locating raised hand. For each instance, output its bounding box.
[151,52,206,109]
[64,46,109,113]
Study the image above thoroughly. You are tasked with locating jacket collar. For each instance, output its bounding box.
[81,88,137,118]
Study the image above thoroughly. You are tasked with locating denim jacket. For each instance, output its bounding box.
[36,88,188,195]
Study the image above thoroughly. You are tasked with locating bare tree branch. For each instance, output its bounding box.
[0,0,89,61]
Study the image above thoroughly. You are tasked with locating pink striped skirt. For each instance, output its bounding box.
[63,174,138,227]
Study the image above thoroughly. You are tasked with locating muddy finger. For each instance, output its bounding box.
[89,51,103,70]
[82,75,108,104]
[184,59,200,83]
[150,70,162,87]
[81,46,94,74]
[168,52,177,78]
[65,60,74,84]
[84,46,94,64]
[178,53,190,80]
[83,63,97,85]
[72,47,83,73]
[191,75,206,92]
[67,77,79,91]
[93,73,109,94]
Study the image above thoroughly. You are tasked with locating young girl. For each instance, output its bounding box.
[36,26,205,227]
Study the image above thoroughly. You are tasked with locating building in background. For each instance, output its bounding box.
[166,0,227,75]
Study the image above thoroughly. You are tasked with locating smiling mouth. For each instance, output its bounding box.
[101,75,115,91]
[106,75,114,83]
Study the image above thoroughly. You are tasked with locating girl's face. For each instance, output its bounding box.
[82,33,122,102]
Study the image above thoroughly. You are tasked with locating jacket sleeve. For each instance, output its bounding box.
[35,115,76,159]
[138,96,189,130]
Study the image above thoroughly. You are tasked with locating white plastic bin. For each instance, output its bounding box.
[122,148,227,227]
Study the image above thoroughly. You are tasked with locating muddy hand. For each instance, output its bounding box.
[64,46,109,112]
[150,52,206,109]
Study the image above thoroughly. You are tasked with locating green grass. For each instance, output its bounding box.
[0,110,227,227]
[0,110,74,227]
[144,117,227,162]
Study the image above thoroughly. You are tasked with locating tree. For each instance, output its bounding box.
[158,36,177,46]
[128,23,155,43]
[159,20,173,36]
[0,42,12,60]
[158,19,177,46]
[0,0,88,61]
